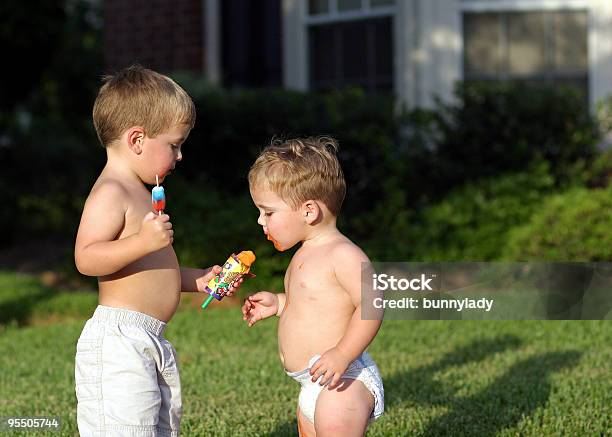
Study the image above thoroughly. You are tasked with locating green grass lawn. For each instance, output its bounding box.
[0,271,610,436]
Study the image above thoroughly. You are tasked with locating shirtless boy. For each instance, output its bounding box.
[242,137,384,437]
[74,65,239,436]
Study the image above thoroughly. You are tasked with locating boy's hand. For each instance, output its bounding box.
[242,292,278,327]
[195,266,244,296]
[309,347,351,388]
[138,212,174,252]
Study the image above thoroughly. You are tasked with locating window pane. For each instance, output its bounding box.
[370,0,394,7]
[309,0,329,15]
[309,17,392,92]
[338,0,361,12]
[310,25,336,85]
[464,13,501,77]
[342,22,368,81]
[508,12,547,76]
[374,18,392,78]
[463,10,588,100]
[554,11,587,71]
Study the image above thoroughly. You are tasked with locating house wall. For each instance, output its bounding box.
[282,0,612,112]
[282,0,308,91]
[103,0,204,73]
[398,0,462,109]
[590,0,612,110]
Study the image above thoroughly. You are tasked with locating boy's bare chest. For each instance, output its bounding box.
[121,193,157,237]
[120,192,179,269]
[286,253,343,301]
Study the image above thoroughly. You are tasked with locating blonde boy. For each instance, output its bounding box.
[242,137,384,436]
[74,65,239,436]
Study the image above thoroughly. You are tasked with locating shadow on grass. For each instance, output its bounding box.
[384,335,581,436]
[267,419,298,437]
[266,335,581,436]
[0,277,55,326]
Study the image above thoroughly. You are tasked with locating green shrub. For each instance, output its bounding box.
[421,82,598,196]
[595,94,612,136]
[379,163,556,261]
[584,148,612,188]
[176,83,398,201]
[504,186,612,261]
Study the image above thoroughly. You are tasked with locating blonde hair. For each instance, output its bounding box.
[248,136,346,216]
[92,65,196,147]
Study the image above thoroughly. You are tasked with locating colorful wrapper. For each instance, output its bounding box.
[204,254,249,300]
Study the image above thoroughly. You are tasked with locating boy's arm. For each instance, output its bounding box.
[242,255,289,325]
[276,267,289,316]
[275,292,287,316]
[75,181,169,276]
[180,266,247,294]
[180,267,209,292]
[333,245,382,363]
[242,291,286,326]
[309,244,381,386]
[180,266,218,292]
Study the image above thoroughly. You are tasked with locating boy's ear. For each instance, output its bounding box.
[126,126,146,155]
[303,200,321,225]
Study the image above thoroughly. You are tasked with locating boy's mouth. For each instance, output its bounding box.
[266,232,284,252]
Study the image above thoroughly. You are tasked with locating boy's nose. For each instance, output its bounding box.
[176,150,183,161]
[257,215,265,226]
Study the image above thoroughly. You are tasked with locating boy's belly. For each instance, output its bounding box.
[278,305,351,372]
[98,249,181,322]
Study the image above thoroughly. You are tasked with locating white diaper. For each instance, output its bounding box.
[285,351,384,424]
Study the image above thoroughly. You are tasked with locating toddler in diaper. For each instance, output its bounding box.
[286,352,384,424]
[242,137,384,436]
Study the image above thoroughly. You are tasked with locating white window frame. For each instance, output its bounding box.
[203,0,221,85]
[459,0,589,13]
[305,0,396,25]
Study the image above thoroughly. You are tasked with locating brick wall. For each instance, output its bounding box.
[103,0,203,74]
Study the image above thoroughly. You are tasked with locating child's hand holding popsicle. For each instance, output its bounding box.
[138,174,173,252]
[195,265,243,297]
[139,212,173,252]
[200,251,256,310]
[152,175,166,215]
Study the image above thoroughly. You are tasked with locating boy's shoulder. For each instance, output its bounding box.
[76,176,133,244]
[87,177,129,204]
[81,176,132,220]
[326,235,371,295]
[328,234,370,265]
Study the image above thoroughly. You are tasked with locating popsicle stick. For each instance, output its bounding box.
[201,294,214,309]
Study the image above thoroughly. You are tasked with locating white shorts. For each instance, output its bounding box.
[285,351,384,424]
[75,305,182,436]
